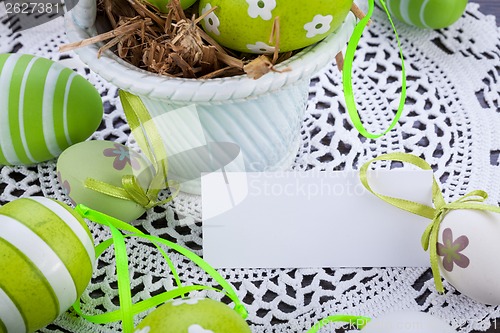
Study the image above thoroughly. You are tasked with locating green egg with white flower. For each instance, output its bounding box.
[0,197,95,333]
[384,0,468,29]
[134,298,251,333]
[56,140,154,223]
[199,0,353,54]
[0,53,103,166]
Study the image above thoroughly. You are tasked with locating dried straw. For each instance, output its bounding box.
[61,0,365,79]
[61,0,294,79]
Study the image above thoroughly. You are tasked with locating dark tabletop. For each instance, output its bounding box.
[474,0,500,17]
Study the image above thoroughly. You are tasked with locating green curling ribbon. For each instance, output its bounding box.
[343,0,406,139]
[73,204,248,333]
[306,314,371,332]
[84,90,174,210]
[359,153,500,293]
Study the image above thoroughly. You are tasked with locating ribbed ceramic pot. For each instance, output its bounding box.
[65,2,356,194]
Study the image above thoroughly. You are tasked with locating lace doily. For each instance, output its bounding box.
[1,2,499,332]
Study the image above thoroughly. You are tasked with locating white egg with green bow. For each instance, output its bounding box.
[0,53,103,166]
[435,209,500,305]
[0,197,95,333]
[359,153,500,306]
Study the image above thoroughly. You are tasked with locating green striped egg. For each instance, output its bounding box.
[0,197,95,333]
[385,0,468,29]
[0,53,103,166]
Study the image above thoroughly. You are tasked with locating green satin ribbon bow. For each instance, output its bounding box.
[306,315,371,332]
[84,176,179,210]
[74,204,248,333]
[343,0,406,139]
[360,153,500,293]
[85,90,176,210]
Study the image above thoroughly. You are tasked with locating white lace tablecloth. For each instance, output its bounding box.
[1,2,499,333]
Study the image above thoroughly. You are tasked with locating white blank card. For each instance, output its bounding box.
[202,170,433,269]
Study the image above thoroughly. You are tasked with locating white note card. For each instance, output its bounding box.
[202,170,433,269]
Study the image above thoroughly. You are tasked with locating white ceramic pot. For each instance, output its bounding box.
[65,2,356,194]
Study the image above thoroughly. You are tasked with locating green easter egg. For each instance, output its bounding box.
[199,0,353,53]
[56,140,154,223]
[0,197,95,333]
[0,53,103,166]
[385,0,468,29]
[134,298,252,333]
[145,0,197,12]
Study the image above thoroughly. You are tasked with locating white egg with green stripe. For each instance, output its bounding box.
[384,0,468,29]
[0,197,95,333]
[0,53,103,166]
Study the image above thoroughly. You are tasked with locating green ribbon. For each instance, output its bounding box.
[84,176,180,210]
[359,153,500,293]
[343,0,406,139]
[73,204,248,333]
[306,315,371,332]
[85,90,174,211]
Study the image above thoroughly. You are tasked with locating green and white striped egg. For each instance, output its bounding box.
[0,53,103,166]
[384,0,468,29]
[0,197,95,333]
